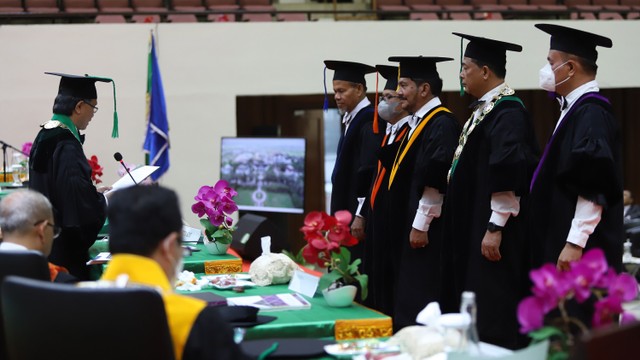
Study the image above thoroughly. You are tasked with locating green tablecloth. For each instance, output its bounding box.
[181,281,393,342]
[88,241,242,278]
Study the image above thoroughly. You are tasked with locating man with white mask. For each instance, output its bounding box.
[100,186,248,360]
[356,64,411,311]
[529,25,623,275]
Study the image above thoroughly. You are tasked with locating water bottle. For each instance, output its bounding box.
[460,291,480,353]
[623,239,633,263]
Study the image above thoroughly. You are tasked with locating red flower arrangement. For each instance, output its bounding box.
[299,210,368,300]
[87,155,103,185]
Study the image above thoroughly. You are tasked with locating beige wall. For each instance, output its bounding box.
[0,20,638,225]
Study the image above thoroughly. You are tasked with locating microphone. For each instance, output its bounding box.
[113,152,137,185]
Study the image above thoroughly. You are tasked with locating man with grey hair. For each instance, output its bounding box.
[0,189,75,282]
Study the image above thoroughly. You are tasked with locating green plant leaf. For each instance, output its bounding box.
[548,351,569,360]
[283,248,306,265]
[199,218,215,235]
[529,326,565,342]
[355,274,368,301]
[318,270,342,291]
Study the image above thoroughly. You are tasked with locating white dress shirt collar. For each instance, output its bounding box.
[0,242,30,251]
[343,97,371,133]
[387,115,411,144]
[411,97,442,129]
[556,80,599,130]
[473,82,506,119]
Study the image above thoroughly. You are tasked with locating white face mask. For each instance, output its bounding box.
[538,61,571,92]
[174,255,184,281]
[377,99,403,121]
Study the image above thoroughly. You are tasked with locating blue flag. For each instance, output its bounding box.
[143,33,169,181]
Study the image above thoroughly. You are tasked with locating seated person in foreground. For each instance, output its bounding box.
[102,185,249,360]
[0,189,75,283]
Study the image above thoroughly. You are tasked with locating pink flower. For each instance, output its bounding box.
[517,296,546,333]
[608,272,639,302]
[530,264,569,311]
[574,248,608,283]
[568,262,596,303]
[593,296,624,328]
[22,142,32,156]
[192,182,238,230]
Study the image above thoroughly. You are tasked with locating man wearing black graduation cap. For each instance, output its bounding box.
[324,60,385,260]
[529,25,623,275]
[442,34,539,349]
[29,72,118,280]
[360,64,412,313]
[385,56,460,330]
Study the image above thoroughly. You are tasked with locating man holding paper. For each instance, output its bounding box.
[29,72,116,280]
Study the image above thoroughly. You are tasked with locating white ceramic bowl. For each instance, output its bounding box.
[322,285,357,307]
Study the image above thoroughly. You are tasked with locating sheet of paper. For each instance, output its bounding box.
[288,269,320,298]
[110,165,159,190]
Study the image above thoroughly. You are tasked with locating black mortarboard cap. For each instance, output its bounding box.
[452,32,522,69]
[535,23,612,62]
[387,56,453,80]
[324,60,376,85]
[46,72,120,138]
[376,65,399,91]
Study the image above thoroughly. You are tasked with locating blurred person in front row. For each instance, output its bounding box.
[0,189,76,283]
[623,190,640,223]
[101,185,249,360]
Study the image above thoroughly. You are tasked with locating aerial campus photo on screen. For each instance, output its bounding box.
[220,137,306,214]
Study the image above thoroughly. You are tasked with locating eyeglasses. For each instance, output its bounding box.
[83,101,99,114]
[34,220,61,239]
[379,94,401,103]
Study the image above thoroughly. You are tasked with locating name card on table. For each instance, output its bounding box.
[288,269,320,298]
[182,225,201,243]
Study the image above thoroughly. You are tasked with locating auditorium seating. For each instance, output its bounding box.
[95,14,128,22]
[0,1,24,13]
[24,0,61,13]
[63,0,99,13]
[97,0,135,12]
[205,0,239,21]
[2,0,640,23]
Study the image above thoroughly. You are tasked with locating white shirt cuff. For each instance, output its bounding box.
[412,187,443,232]
[566,196,602,248]
[489,191,520,227]
[355,197,365,218]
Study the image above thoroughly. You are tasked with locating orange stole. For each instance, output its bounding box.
[388,106,451,188]
[370,126,409,209]
[48,262,69,281]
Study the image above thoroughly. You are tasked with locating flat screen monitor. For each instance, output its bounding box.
[220,137,305,214]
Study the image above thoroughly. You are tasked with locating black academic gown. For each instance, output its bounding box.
[183,307,252,360]
[392,108,460,331]
[529,94,623,273]
[330,104,384,262]
[443,99,539,350]
[29,125,107,280]
[364,122,410,314]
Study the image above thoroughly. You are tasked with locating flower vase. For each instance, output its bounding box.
[203,237,230,255]
[322,285,357,307]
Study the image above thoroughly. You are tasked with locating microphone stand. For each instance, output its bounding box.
[0,140,29,184]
